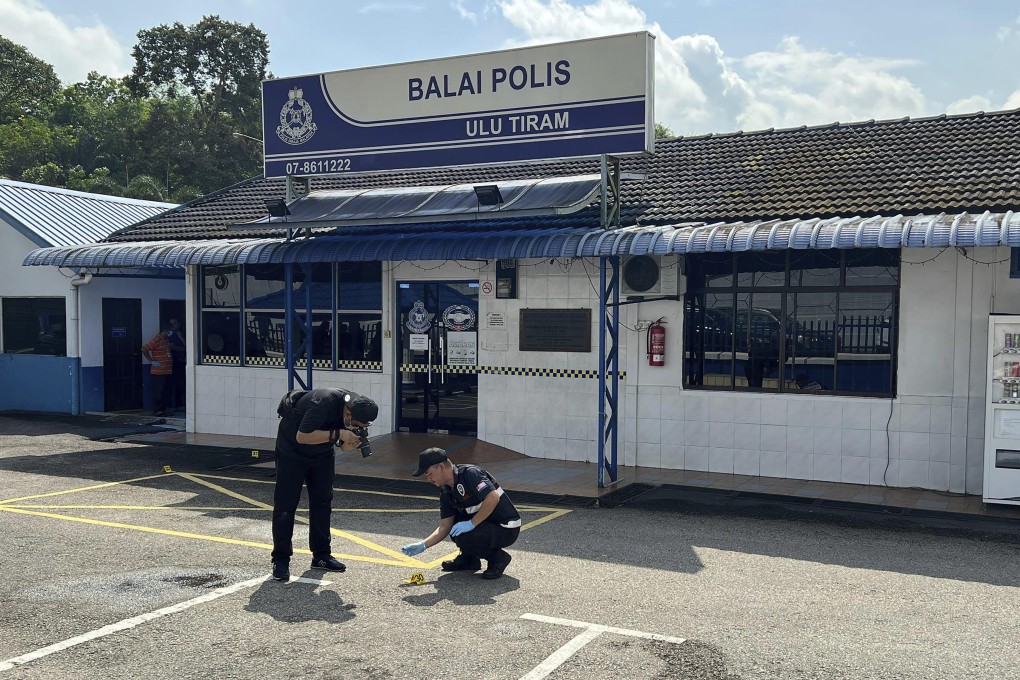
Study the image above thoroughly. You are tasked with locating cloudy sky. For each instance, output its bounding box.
[3,0,1019,136]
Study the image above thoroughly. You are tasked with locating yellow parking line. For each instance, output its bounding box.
[0,505,412,567]
[7,505,439,512]
[194,472,439,502]
[521,508,573,528]
[178,472,271,509]
[2,472,573,571]
[179,472,421,567]
[0,473,170,505]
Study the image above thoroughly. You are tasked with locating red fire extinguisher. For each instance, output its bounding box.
[647,317,667,366]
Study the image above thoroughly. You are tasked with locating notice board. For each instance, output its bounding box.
[519,308,591,352]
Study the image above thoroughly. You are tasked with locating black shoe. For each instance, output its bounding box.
[481,550,512,580]
[271,561,290,582]
[441,553,482,572]
[311,555,347,572]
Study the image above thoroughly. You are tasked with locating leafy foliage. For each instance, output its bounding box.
[0,17,266,198]
[0,35,61,125]
[655,122,675,140]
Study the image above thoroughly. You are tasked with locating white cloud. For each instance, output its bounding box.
[496,0,928,135]
[0,0,130,83]
[947,95,991,115]
[497,0,752,135]
[451,0,478,23]
[740,37,926,129]
[1005,88,1020,110]
[997,15,1020,42]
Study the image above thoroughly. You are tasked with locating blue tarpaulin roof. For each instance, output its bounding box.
[23,210,1020,269]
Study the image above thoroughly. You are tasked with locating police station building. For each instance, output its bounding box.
[24,33,1020,504]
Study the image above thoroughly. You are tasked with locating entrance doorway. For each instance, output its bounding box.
[396,281,479,435]
[159,299,186,412]
[102,298,142,411]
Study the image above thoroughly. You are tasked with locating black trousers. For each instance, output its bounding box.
[453,523,520,561]
[271,451,335,563]
[151,374,174,413]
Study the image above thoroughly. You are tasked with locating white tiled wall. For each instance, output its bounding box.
[470,249,1017,495]
[191,366,394,440]
[186,247,1020,496]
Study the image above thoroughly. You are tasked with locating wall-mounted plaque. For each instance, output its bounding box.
[519,308,591,352]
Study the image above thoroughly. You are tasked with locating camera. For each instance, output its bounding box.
[351,426,372,457]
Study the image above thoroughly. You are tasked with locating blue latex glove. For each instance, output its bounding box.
[450,520,475,537]
[401,541,426,556]
[151,361,162,368]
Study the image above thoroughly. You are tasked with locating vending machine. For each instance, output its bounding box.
[983,315,1020,505]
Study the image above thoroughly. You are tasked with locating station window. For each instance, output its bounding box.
[338,262,383,365]
[200,262,383,371]
[683,249,899,397]
[1,297,67,356]
[201,266,241,364]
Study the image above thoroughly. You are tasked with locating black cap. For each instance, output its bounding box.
[348,395,378,425]
[412,447,448,476]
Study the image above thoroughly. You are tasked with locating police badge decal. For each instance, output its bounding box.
[276,87,317,145]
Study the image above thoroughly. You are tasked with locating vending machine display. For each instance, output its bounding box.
[983,315,1020,505]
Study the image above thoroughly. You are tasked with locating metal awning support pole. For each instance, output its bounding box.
[303,264,313,389]
[598,255,620,487]
[600,154,621,229]
[285,262,296,390]
[284,263,311,391]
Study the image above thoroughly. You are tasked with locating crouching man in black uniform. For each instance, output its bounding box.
[272,387,378,582]
[400,447,521,579]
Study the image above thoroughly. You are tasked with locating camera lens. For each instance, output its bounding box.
[355,427,372,457]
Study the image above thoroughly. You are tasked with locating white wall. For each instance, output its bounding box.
[78,275,185,367]
[0,227,70,343]
[183,250,1015,496]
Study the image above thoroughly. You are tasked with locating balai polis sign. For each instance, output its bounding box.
[261,32,655,178]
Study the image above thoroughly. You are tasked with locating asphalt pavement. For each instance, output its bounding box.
[1,414,1018,680]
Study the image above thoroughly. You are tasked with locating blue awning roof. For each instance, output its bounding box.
[23,210,1020,269]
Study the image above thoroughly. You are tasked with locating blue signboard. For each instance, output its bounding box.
[261,32,655,178]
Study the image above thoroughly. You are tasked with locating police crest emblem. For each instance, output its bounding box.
[442,304,476,332]
[276,86,317,146]
[406,300,433,333]
[456,483,466,496]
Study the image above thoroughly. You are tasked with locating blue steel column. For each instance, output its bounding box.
[302,264,313,389]
[285,262,313,391]
[598,255,620,487]
[285,263,295,390]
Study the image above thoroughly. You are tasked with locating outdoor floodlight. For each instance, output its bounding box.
[473,184,504,207]
[264,198,291,218]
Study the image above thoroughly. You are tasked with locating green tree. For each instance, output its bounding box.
[0,116,73,181]
[126,174,166,201]
[20,161,64,186]
[66,165,122,195]
[0,35,61,124]
[127,15,267,193]
[655,122,674,140]
[128,15,268,132]
[53,73,145,180]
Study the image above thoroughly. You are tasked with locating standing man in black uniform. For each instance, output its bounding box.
[272,387,378,582]
[400,447,521,579]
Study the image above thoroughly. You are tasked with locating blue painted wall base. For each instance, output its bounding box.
[0,354,75,413]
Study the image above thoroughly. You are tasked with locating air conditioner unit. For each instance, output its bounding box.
[620,254,679,298]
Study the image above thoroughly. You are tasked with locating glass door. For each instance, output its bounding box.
[396,281,479,434]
